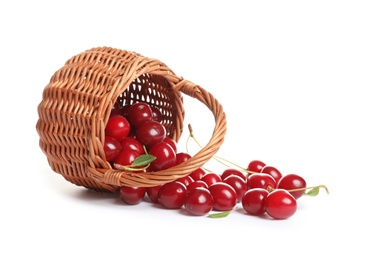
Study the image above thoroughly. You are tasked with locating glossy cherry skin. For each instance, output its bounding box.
[277,173,307,199]
[209,182,237,211]
[119,186,146,205]
[136,121,166,148]
[149,141,177,171]
[187,180,209,191]
[261,166,283,184]
[103,136,122,162]
[223,175,248,203]
[242,188,269,215]
[105,115,131,142]
[190,168,206,181]
[175,152,192,165]
[146,185,163,203]
[247,160,266,173]
[162,137,178,153]
[120,137,144,155]
[176,175,195,187]
[128,102,153,128]
[185,188,214,216]
[201,172,222,187]
[110,102,122,116]
[265,189,297,219]
[158,181,188,209]
[221,168,247,181]
[150,105,162,122]
[113,149,140,167]
[247,173,277,191]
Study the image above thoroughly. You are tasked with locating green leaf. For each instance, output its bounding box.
[208,210,232,218]
[131,154,156,167]
[306,187,320,196]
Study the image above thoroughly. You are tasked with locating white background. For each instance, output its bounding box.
[1,1,367,259]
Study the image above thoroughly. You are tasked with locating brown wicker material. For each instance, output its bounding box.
[36,47,227,193]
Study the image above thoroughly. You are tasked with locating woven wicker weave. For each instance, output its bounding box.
[36,47,226,193]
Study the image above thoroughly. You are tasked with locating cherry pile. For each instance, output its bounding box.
[104,101,328,220]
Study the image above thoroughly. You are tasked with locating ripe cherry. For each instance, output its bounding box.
[242,188,269,216]
[185,188,214,216]
[136,121,166,147]
[150,105,162,122]
[223,175,248,203]
[114,149,140,168]
[247,173,277,191]
[110,102,122,116]
[247,160,266,173]
[119,186,146,205]
[209,182,237,211]
[261,165,283,184]
[162,136,177,153]
[128,102,153,128]
[221,168,246,181]
[277,173,307,199]
[103,136,122,162]
[149,141,177,171]
[177,175,195,187]
[105,115,131,142]
[201,172,222,187]
[120,137,144,155]
[265,189,297,219]
[175,152,192,165]
[190,168,206,181]
[187,180,209,191]
[158,181,188,209]
[146,185,163,203]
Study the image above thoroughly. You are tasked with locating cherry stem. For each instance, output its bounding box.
[288,184,330,194]
[187,124,252,173]
[113,163,151,172]
[187,124,330,196]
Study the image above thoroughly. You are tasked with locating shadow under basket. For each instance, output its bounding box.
[36,47,227,193]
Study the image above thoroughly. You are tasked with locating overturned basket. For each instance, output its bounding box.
[36,47,226,193]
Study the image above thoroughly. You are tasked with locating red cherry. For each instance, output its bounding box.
[261,166,283,184]
[128,102,153,128]
[113,149,140,167]
[185,188,214,216]
[136,121,166,148]
[277,173,307,199]
[120,137,144,155]
[103,136,122,162]
[187,180,209,191]
[223,175,248,203]
[150,105,162,122]
[119,186,146,205]
[146,185,163,203]
[209,182,237,211]
[241,188,269,216]
[175,152,192,165]
[201,172,222,187]
[190,168,206,181]
[105,115,130,142]
[265,189,297,219]
[162,136,178,153]
[149,141,177,171]
[110,102,122,116]
[158,181,188,209]
[247,173,277,191]
[247,160,266,173]
[120,104,131,118]
[177,175,195,187]
[221,168,247,181]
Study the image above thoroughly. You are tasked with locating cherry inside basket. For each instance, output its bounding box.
[36,47,226,193]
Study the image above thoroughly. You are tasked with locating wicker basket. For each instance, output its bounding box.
[36,47,226,193]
